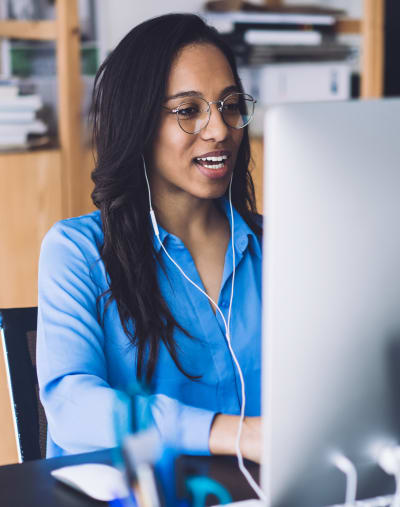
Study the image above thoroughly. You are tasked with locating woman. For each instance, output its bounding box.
[37,13,262,463]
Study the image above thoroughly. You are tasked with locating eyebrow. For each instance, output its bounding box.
[165,85,240,102]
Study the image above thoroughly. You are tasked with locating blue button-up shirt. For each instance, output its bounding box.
[37,199,262,457]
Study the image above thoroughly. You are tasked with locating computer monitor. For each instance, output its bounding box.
[261,98,400,506]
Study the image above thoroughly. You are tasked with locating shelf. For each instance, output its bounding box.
[336,18,362,35]
[0,147,59,159]
[0,20,57,41]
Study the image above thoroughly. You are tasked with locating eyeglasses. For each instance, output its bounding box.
[163,92,256,134]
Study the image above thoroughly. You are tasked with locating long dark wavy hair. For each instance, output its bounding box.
[91,13,261,384]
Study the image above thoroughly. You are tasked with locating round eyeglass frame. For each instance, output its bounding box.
[163,92,257,134]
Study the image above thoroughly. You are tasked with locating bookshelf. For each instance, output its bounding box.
[0,0,386,307]
[0,0,94,308]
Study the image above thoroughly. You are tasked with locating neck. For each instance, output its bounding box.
[152,190,225,241]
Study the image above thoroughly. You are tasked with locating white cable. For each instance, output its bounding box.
[331,453,357,505]
[142,155,266,501]
[227,187,235,338]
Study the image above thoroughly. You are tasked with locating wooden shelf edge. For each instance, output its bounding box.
[0,20,57,41]
[336,18,362,34]
[0,148,61,159]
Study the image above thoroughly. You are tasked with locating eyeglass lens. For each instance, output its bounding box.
[176,93,255,134]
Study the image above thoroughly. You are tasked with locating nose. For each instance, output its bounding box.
[200,103,229,142]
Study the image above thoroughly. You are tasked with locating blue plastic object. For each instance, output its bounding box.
[186,476,232,507]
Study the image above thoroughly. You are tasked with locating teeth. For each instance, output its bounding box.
[196,155,228,162]
[203,163,224,169]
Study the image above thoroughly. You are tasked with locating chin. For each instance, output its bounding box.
[194,186,229,202]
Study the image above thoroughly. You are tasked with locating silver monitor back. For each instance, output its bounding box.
[262,99,400,506]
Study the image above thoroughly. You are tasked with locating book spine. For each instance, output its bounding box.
[0,111,36,123]
[0,95,43,111]
[244,30,323,46]
[203,12,336,27]
[0,120,46,135]
[0,133,27,146]
[235,22,335,33]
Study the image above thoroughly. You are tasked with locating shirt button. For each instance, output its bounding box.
[220,300,228,308]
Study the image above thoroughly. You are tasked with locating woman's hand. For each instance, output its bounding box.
[209,414,262,464]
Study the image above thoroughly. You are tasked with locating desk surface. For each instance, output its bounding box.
[0,450,113,507]
[0,450,259,507]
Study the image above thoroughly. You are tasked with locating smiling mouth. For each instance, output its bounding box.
[194,154,229,169]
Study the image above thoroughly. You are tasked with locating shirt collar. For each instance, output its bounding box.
[152,197,262,258]
[153,219,185,253]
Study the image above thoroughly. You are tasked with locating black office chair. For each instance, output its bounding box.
[0,307,47,461]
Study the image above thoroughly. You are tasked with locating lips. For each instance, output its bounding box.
[193,151,230,170]
[193,150,231,180]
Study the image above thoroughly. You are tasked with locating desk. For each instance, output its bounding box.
[0,449,259,507]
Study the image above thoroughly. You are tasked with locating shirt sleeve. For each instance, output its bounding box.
[36,220,215,456]
[150,394,215,454]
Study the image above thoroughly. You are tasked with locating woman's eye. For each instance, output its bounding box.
[223,102,240,113]
[177,106,199,118]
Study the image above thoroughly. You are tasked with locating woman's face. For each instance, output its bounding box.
[150,43,244,203]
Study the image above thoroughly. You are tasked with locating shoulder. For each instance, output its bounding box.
[46,210,102,242]
[40,211,103,266]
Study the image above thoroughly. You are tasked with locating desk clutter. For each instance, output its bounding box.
[49,457,398,507]
[50,454,259,507]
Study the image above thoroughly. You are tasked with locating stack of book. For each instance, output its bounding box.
[0,79,48,151]
[203,9,352,65]
[205,5,350,65]
[202,3,354,107]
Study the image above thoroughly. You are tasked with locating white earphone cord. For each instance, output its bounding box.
[142,156,266,501]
